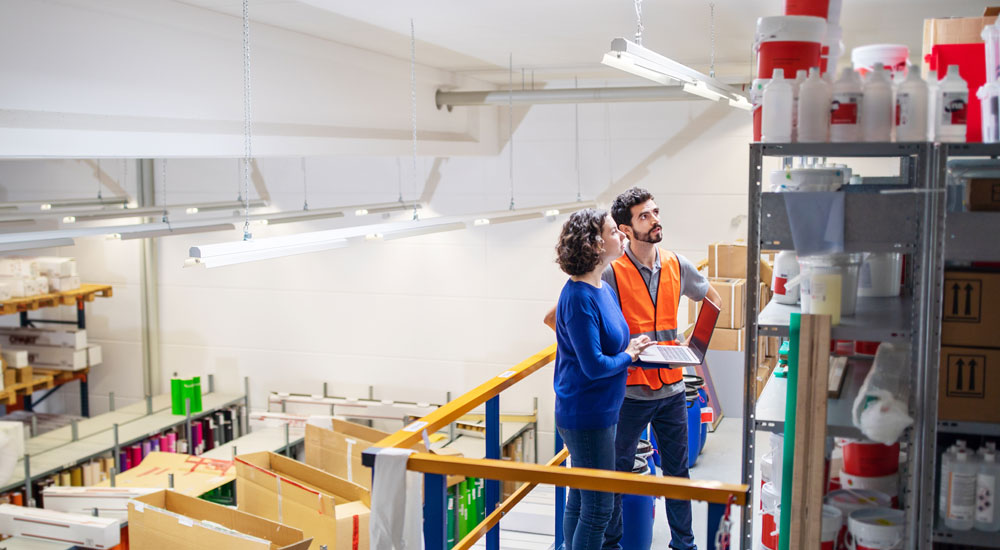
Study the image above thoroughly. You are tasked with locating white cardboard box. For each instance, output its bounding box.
[0,259,23,277]
[0,282,12,302]
[87,345,102,367]
[21,277,42,297]
[34,257,77,278]
[50,275,80,292]
[0,327,87,349]
[5,345,88,370]
[0,277,26,298]
[0,421,26,461]
[1,349,28,368]
[0,504,119,549]
[43,487,158,525]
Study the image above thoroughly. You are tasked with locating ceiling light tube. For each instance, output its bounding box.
[381,221,466,241]
[682,81,727,102]
[118,223,236,240]
[64,199,268,223]
[9,197,130,211]
[0,238,75,253]
[603,37,749,106]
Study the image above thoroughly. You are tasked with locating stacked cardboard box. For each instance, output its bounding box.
[939,270,1000,423]
[0,327,100,371]
[0,256,79,299]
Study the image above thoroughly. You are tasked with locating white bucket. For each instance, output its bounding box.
[761,482,781,550]
[755,16,827,80]
[840,470,899,502]
[825,489,893,550]
[851,44,910,83]
[799,254,862,323]
[784,0,843,25]
[822,22,844,76]
[846,508,904,550]
[822,504,844,550]
[857,253,902,297]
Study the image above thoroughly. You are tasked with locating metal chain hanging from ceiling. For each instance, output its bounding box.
[508,53,515,210]
[710,2,716,78]
[575,77,581,202]
[301,157,309,211]
[409,19,419,221]
[96,158,103,200]
[634,0,644,45]
[241,0,253,240]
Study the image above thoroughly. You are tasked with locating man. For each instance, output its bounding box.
[544,187,720,550]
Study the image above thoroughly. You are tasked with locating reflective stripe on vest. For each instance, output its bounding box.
[611,249,683,390]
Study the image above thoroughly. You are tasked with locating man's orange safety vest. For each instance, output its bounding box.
[611,249,683,390]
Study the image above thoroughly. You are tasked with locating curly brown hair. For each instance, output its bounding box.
[556,208,608,276]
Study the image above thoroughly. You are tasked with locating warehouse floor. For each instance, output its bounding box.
[480,417,746,550]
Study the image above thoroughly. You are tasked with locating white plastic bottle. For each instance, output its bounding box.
[946,449,978,530]
[896,67,929,141]
[762,68,793,143]
[798,67,832,142]
[830,67,863,142]
[979,441,998,458]
[977,451,1000,532]
[937,65,969,143]
[772,251,800,305]
[792,69,807,142]
[861,63,893,142]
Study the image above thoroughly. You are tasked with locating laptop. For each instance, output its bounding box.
[637,298,721,365]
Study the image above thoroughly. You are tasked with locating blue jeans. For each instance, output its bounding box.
[558,424,617,550]
[604,392,695,550]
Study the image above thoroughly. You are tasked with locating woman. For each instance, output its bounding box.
[553,208,653,550]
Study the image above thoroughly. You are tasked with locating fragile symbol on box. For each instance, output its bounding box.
[944,278,982,322]
[946,354,986,398]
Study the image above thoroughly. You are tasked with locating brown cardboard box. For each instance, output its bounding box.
[3,368,14,388]
[766,336,781,358]
[708,243,747,279]
[709,327,745,352]
[236,451,371,550]
[922,8,1000,77]
[760,258,774,289]
[129,490,312,550]
[96,452,235,494]
[710,278,746,329]
[304,419,426,491]
[759,282,772,315]
[939,346,1000,423]
[941,270,1000,348]
[966,178,1000,211]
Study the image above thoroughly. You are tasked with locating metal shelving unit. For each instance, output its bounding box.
[742,142,946,550]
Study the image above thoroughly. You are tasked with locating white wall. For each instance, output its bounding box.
[0,1,754,461]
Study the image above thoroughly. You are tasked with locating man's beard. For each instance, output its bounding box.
[634,225,663,244]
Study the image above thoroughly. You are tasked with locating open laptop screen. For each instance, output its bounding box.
[689,298,721,355]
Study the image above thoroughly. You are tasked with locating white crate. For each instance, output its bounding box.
[43,487,158,525]
[34,257,77,278]
[1,349,28,368]
[0,504,119,549]
[50,275,80,292]
[5,345,88,370]
[0,327,87,349]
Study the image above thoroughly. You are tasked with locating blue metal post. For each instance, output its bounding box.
[485,396,501,550]
[423,473,447,550]
[706,502,725,550]
[555,430,566,550]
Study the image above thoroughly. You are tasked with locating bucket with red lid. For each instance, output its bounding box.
[843,441,899,477]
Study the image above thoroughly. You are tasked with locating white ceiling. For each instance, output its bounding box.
[181,0,995,85]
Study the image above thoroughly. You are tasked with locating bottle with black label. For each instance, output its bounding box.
[937,65,969,143]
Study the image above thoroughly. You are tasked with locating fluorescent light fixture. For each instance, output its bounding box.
[186,207,199,214]
[118,222,235,240]
[246,206,345,226]
[473,218,490,226]
[729,96,753,111]
[65,199,268,223]
[184,199,268,214]
[40,204,51,211]
[354,209,369,216]
[381,222,465,241]
[544,209,561,217]
[0,238,74,253]
[602,38,749,107]
[62,216,76,223]
[187,233,351,268]
[365,233,383,240]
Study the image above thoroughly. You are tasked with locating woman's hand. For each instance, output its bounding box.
[625,335,654,362]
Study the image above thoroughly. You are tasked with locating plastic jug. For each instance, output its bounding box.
[792,69,807,141]
[976,451,1000,532]
[772,251,800,304]
[831,67,863,142]
[936,65,969,143]
[945,449,978,530]
[763,69,794,142]
[798,67,832,142]
[861,63,893,142]
[896,68,929,142]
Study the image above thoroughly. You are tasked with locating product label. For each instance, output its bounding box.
[831,92,861,125]
[896,93,911,127]
[773,276,788,296]
[941,91,969,126]
[948,471,977,521]
[978,473,996,524]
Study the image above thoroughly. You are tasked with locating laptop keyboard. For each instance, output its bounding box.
[656,346,697,362]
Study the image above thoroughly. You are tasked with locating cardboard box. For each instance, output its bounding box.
[0,421,26,461]
[760,257,774,289]
[2,369,14,388]
[0,259,24,277]
[0,327,87,349]
[922,8,1000,77]
[304,419,390,491]
[939,346,1000,423]
[708,243,747,279]
[709,327,745,352]
[87,345,102,367]
[44,487,159,524]
[1,349,28,367]
[966,178,1000,211]
[0,504,119,549]
[236,451,371,550]
[6,345,88,370]
[34,256,77,278]
[95,452,235,495]
[0,277,26,298]
[50,275,81,293]
[759,282,772,315]
[709,277,746,329]
[129,490,312,550]
[941,270,1000,348]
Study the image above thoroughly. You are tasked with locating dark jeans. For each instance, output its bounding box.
[557,424,617,550]
[604,392,696,550]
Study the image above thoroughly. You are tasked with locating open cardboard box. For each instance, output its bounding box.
[129,489,312,550]
[305,418,426,491]
[236,451,371,550]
